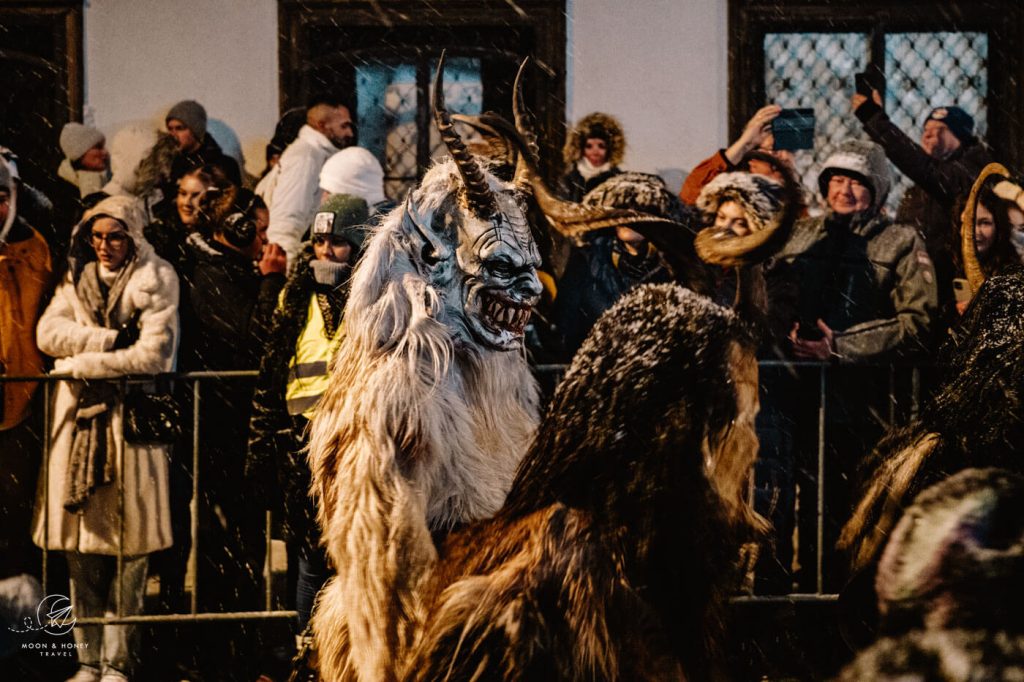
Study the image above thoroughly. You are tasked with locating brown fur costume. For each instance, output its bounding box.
[403,284,764,681]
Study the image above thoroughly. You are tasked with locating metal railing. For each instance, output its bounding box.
[3,359,925,623]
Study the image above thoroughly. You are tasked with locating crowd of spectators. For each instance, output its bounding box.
[1,75,1022,681]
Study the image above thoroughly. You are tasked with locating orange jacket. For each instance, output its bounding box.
[0,223,52,430]
[679,150,733,206]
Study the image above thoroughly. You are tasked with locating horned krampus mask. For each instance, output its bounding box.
[402,52,543,351]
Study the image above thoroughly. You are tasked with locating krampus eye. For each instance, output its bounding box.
[422,244,440,266]
[487,261,513,277]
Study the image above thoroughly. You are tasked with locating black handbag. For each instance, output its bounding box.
[123,375,182,445]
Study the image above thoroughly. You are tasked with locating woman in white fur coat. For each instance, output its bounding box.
[33,195,178,682]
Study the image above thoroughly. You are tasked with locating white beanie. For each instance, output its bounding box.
[319,147,386,206]
[60,123,105,162]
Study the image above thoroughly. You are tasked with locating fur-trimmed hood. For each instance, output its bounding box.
[818,138,892,213]
[563,112,626,169]
[696,171,786,234]
[67,195,156,282]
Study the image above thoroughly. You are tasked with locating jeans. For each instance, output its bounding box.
[295,547,328,632]
[66,552,148,674]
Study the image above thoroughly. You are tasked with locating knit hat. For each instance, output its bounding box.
[165,100,208,140]
[818,138,892,212]
[925,106,975,144]
[319,147,386,206]
[312,193,370,250]
[696,172,786,234]
[59,123,105,162]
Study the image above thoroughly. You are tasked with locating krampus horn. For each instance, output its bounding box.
[433,50,498,220]
[961,162,1012,295]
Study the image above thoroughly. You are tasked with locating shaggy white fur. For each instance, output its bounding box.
[307,159,539,681]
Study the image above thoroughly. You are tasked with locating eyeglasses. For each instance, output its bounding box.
[90,231,129,247]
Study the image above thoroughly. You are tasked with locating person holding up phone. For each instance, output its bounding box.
[679,104,803,206]
[851,72,992,333]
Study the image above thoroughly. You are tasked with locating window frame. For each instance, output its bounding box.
[728,0,1024,168]
[277,0,567,181]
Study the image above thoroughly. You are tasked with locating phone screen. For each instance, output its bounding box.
[772,108,815,151]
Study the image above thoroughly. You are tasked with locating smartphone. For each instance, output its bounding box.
[952,277,972,304]
[854,72,873,96]
[772,108,815,151]
[854,64,885,96]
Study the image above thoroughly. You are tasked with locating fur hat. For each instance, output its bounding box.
[582,171,687,224]
[312,193,370,250]
[563,112,625,169]
[165,100,207,140]
[59,123,105,162]
[319,147,386,206]
[818,138,892,212]
[0,156,11,193]
[695,172,786,234]
[876,468,1024,632]
[925,106,975,144]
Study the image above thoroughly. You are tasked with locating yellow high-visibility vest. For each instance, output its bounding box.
[285,294,343,418]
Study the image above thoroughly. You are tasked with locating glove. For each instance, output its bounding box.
[113,311,142,350]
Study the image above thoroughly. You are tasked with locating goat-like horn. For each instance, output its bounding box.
[694,151,801,269]
[433,50,497,219]
[452,111,679,241]
[961,162,1011,295]
[512,58,541,189]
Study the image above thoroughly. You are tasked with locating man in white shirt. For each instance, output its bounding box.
[263,96,355,263]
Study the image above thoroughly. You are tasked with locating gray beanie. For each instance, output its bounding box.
[818,138,892,212]
[312,193,370,250]
[59,123,105,162]
[165,100,207,140]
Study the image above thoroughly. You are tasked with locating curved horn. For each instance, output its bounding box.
[458,110,681,242]
[694,151,801,269]
[512,58,541,188]
[961,162,1011,295]
[433,50,497,219]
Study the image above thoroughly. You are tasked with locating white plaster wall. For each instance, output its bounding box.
[80,0,727,188]
[567,0,728,193]
[83,0,279,177]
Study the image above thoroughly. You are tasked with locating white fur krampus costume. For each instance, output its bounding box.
[306,55,544,681]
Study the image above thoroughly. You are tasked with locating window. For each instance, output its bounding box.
[278,1,567,197]
[730,1,1024,207]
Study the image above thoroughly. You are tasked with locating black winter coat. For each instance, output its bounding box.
[184,235,284,488]
[245,248,347,553]
[856,102,992,313]
[168,134,242,190]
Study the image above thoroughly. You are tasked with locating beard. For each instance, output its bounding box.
[330,125,357,150]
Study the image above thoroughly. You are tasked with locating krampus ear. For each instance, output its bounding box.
[402,195,451,270]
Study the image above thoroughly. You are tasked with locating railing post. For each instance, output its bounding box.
[816,363,826,595]
[42,379,51,594]
[265,511,273,611]
[116,378,127,618]
[190,379,201,615]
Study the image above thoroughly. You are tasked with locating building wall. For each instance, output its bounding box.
[566,0,728,192]
[83,1,728,186]
[84,0,279,177]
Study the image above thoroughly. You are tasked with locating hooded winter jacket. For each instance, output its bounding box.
[777,209,937,362]
[33,195,178,555]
